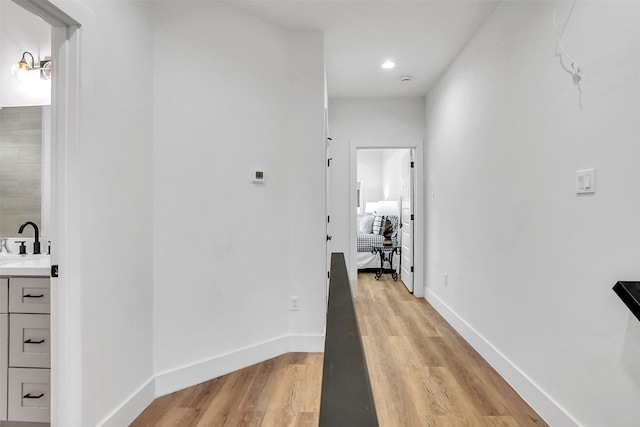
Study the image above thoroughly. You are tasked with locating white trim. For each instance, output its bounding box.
[154,334,323,397]
[424,288,581,427]
[98,378,156,427]
[289,334,325,352]
[155,336,288,397]
[12,0,80,26]
[349,139,425,298]
[50,23,82,427]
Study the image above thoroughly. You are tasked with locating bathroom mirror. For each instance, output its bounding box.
[0,106,51,237]
[0,1,52,238]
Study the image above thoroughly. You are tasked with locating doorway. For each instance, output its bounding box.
[355,148,414,292]
[348,139,424,298]
[10,1,81,425]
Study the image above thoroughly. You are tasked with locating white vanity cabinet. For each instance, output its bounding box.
[0,277,50,424]
[0,278,9,422]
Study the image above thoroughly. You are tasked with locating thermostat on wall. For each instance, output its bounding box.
[249,168,266,184]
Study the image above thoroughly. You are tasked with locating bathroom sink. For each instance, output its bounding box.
[0,254,24,265]
[0,254,50,276]
[0,254,49,266]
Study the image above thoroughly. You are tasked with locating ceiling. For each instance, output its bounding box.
[230,1,500,99]
[2,0,500,102]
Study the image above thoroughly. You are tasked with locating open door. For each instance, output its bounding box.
[400,150,414,293]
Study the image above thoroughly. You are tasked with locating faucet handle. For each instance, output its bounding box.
[16,241,27,255]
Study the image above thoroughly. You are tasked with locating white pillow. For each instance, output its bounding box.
[358,215,375,234]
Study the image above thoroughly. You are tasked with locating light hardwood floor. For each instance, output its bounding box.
[130,352,323,426]
[131,272,547,426]
[356,272,547,427]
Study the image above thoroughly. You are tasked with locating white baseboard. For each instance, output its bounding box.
[98,377,155,427]
[351,279,358,298]
[424,287,580,427]
[289,333,325,352]
[154,335,290,397]
[98,333,326,426]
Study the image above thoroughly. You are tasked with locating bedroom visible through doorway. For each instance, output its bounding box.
[355,148,414,293]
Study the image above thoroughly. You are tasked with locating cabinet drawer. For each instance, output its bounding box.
[8,367,50,423]
[9,278,50,314]
[10,314,50,369]
[0,278,7,314]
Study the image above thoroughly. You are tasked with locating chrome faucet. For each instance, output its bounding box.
[18,221,41,255]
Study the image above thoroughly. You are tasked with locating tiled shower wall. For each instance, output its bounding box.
[0,106,42,237]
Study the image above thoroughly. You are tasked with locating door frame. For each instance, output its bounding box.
[13,0,81,424]
[349,139,424,298]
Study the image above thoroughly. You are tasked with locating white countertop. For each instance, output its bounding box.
[0,254,51,276]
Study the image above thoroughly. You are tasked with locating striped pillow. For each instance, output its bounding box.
[372,216,384,235]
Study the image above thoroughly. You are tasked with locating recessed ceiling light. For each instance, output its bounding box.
[381,60,395,69]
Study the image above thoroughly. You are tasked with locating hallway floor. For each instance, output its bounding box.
[130,272,547,426]
[356,272,547,426]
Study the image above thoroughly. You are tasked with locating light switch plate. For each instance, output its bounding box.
[576,168,595,194]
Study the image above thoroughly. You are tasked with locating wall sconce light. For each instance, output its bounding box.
[11,52,52,81]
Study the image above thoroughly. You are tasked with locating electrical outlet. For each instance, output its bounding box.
[444,273,448,286]
[290,296,300,311]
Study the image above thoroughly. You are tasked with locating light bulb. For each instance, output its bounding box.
[11,62,32,82]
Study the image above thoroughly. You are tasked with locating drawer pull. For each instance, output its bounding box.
[24,339,45,344]
[23,294,45,298]
[23,393,44,399]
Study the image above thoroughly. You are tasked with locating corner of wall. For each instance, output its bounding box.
[97,377,156,427]
[154,337,290,398]
[289,333,325,353]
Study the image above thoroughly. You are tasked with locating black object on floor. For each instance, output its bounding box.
[320,253,379,427]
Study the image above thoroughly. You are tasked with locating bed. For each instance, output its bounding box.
[356,200,401,271]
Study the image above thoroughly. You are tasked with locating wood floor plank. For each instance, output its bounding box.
[130,391,184,427]
[356,271,548,426]
[130,272,547,427]
[297,353,323,414]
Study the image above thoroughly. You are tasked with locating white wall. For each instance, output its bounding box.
[425,1,640,426]
[357,150,384,205]
[381,149,406,202]
[153,0,325,396]
[328,98,425,278]
[356,148,407,209]
[44,1,326,424]
[49,1,155,425]
[286,32,327,345]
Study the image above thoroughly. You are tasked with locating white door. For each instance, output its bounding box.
[400,150,414,293]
